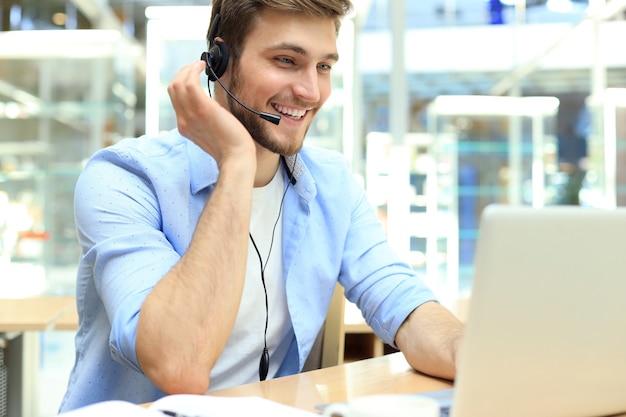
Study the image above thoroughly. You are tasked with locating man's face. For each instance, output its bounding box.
[225,9,339,156]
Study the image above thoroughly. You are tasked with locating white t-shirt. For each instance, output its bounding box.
[208,168,292,391]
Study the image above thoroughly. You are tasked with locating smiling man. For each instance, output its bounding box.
[59,0,463,412]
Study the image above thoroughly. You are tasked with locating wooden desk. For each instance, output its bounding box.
[209,352,452,413]
[0,296,75,332]
[0,296,76,417]
[160,351,626,417]
[54,301,79,331]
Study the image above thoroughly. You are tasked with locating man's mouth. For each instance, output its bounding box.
[272,104,308,120]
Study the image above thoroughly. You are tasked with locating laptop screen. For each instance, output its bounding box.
[451,205,626,417]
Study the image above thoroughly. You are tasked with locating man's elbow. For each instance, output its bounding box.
[142,362,210,395]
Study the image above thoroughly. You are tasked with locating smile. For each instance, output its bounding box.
[272,104,308,120]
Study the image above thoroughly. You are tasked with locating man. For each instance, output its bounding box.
[59,0,463,411]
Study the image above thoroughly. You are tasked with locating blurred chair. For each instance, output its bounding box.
[302,283,346,370]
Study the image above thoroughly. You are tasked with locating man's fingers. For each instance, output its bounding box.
[168,61,215,137]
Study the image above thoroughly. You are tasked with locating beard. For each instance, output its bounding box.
[227,66,308,156]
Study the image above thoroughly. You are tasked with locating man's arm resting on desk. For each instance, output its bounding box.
[135,61,257,395]
[136,156,254,395]
[395,301,464,381]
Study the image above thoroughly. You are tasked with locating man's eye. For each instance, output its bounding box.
[319,63,332,72]
[277,57,294,64]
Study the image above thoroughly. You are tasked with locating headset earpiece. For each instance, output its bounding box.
[203,13,229,81]
[204,41,229,81]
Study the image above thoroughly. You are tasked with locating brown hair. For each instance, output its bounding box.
[208,0,353,63]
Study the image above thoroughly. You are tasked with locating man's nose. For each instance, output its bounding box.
[291,66,322,103]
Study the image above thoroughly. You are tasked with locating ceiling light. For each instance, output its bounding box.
[546,0,574,13]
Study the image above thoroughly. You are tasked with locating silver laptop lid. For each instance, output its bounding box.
[452,205,626,417]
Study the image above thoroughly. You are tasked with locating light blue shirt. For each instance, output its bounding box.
[59,129,437,411]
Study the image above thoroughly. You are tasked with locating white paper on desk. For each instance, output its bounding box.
[58,400,158,416]
[149,394,318,417]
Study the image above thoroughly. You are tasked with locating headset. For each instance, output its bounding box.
[200,13,281,125]
[202,13,229,82]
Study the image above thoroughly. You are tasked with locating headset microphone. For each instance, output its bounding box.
[201,52,281,126]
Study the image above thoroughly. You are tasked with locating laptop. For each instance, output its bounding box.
[446,204,626,417]
[319,204,626,417]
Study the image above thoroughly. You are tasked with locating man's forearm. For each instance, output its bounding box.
[395,301,464,380]
[136,157,255,394]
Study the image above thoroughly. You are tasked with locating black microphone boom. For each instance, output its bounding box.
[201,52,281,125]
[214,73,281,125]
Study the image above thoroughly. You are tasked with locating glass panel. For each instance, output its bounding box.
[0,30,137,297]
[584,88,626,208]
[425,95,560,295]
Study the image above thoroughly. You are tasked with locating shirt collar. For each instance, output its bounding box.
[186,137,316,201]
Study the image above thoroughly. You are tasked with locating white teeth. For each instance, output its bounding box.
[273,104,307,119]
